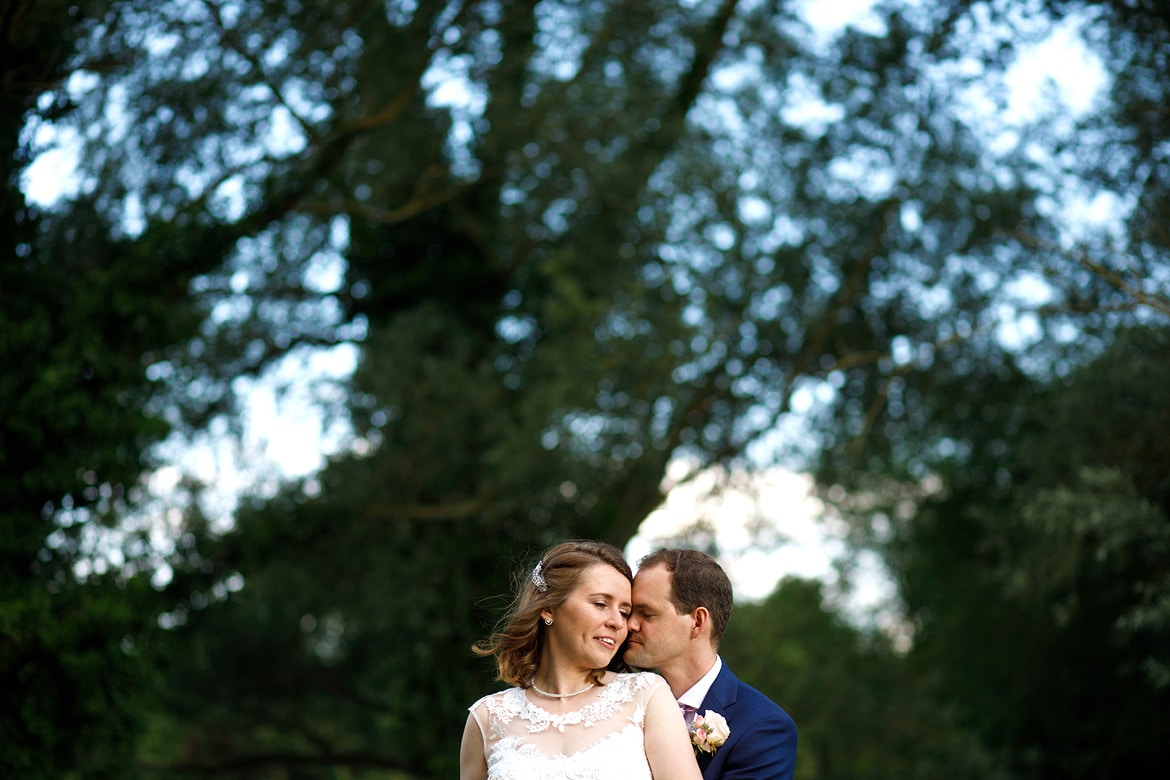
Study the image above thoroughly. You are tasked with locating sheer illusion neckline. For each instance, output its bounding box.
[470,671,667,780]
[506,675,633,732]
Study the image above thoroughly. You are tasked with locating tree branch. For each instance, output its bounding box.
[200,0,318,142]
[1010,228,1170,318]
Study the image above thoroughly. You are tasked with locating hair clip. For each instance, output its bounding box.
[531,561,548,592]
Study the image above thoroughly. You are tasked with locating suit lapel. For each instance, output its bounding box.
[697,663,739,778]
[700,662,739,712]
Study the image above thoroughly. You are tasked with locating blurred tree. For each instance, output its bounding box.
[809,6,1170,767]
[5,0,1169,777]
[825,326,1170,779]
[0,2,210,777]
[722,578,1011,780]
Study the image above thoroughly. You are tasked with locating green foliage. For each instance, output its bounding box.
[0,575,159,780]
[2,4,217,776]
[830,327,1170,779]
[4,0,1170,777]
[723,578,1009,780]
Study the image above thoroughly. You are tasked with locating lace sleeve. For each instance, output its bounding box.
[468,695,492,753]
[630,671,671,706]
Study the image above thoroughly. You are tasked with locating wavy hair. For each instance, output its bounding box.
[473,539,632,688]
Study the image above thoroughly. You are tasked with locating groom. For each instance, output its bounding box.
[625,548,797,780]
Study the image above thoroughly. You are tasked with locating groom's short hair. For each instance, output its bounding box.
[639,548,733,647]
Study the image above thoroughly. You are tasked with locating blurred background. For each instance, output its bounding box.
[3,0,1169,777]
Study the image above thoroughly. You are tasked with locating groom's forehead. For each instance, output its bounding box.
[633,566,675,601]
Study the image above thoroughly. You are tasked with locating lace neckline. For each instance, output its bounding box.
[490,672,647,733]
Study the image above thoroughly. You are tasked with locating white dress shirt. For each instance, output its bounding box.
[677,655,723,712]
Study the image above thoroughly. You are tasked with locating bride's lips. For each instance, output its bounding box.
[595,636,618,649]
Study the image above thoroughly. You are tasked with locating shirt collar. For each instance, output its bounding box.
[677,655,722,710]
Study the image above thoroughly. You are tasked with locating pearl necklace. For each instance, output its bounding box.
[530,679,596,698]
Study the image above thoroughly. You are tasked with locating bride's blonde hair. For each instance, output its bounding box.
[472,539,632,688]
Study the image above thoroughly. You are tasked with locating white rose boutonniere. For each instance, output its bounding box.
[689,709,730,755]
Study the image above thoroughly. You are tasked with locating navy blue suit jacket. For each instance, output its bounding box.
[696,662,797,780]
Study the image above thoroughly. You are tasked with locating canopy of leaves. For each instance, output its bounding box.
[3,0,1169,777]
[723,577,1011,780]
[826,326,1170,779]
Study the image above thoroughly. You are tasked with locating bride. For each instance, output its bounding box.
[460,540,702,780]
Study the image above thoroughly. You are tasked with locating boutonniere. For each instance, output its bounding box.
[690,709,730,755]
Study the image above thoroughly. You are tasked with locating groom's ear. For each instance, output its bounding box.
[691,606,710,638]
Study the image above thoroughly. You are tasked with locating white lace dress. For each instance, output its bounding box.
[467,671,668,780]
